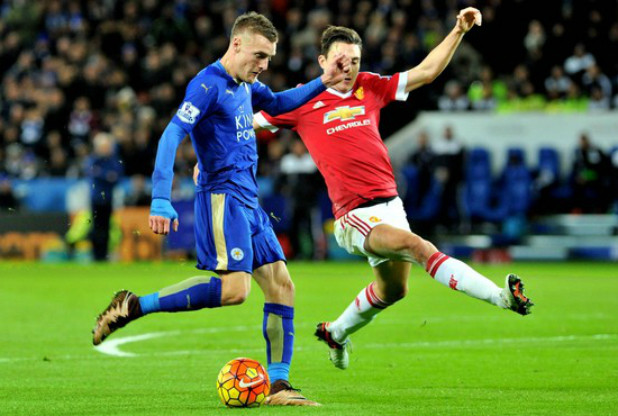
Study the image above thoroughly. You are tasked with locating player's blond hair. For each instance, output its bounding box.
[320,26,362,56]
[231,12,278,43]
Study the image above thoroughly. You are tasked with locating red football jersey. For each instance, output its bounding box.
[256,71,409,219]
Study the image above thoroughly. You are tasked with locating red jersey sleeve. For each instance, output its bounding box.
[361,72,410,108]
[254,107,298,133]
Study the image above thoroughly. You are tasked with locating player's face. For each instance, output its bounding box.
[234,33,276,84]
[321,42,361,92]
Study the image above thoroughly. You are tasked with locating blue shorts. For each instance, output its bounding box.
[194,192,286,274]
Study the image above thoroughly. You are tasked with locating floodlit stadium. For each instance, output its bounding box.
[1,1,617,414]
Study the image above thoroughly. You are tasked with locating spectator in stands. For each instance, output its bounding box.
[433,126,465,229]
[571,133,610,213]
[564,43,596,85]
[588,86,611,111]
[544,65,572,100]
[88,132,123,261]
[471,83,498,111]
[523,20,545,59]
[68,96,94,145]
[438,80,470,111]
[278,139,323,260]
[408,130,436,203]
[0,176,19,213]
[582,64,612,101]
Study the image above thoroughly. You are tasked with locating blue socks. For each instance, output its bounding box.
[262,303,294,383]
[139,276,222,314]
[138,279,294,384]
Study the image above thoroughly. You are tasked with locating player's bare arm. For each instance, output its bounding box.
[405,7,482,92]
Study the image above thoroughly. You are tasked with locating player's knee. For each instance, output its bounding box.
[401,234,425,258]
[280,277,295,296]
[220,272,251,305]
[270,276,295,303]
[225,288,250,305]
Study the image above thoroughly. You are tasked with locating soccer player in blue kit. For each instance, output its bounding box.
[92,12,349,406]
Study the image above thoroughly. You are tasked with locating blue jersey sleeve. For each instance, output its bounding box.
[151,123,186,201]
[171,76,218,134]
[251,77,325,116]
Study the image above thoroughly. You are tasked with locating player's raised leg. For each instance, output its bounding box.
[92,272,249,345]
[366,224,533,314]
[316,260,410,369]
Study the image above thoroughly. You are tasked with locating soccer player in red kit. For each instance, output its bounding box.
[259,8,533,369]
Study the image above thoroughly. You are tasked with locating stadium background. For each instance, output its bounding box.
[1,2,617,415]
[0,0,617,261]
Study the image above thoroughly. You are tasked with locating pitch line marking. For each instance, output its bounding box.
[1,332,616,363]
[94,331,176,357]
[94,332,618,358]
[93,325,258,357]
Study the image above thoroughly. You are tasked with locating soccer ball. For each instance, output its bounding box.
[216,357,270,407]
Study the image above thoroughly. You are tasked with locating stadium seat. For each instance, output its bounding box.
[500,163,532,216]
[462,147,507,222]
[537,147,560,183]
[506,147,526,166]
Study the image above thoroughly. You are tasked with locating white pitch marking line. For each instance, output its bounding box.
[93,324,260,357]
[1,333,616,363]
[94,332,618,358]
[94,331,178,357]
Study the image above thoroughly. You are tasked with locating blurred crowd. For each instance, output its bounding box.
[0,0,617,188]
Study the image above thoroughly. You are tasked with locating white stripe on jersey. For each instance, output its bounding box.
[396,71,410,101]
[254,112,279,133]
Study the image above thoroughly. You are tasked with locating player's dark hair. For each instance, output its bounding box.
[231,12,278,43]
[320,26,362,56]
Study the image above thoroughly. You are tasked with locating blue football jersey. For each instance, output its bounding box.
[171,61,280,207]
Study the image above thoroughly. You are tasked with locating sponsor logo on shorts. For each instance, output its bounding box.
[369,216,382,223]
[230,248,244,261]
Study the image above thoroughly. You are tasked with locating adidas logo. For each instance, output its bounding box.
[313,101,326,109]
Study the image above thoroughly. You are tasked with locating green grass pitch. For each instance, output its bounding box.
[1,261,617,415]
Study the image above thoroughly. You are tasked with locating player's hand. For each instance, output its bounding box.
[193,163,200,186]
[456,7,482,33]
[149,198,179,235]
[320,52,351,87]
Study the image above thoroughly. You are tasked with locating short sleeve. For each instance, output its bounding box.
[171,77,218,134]
[363,72,409,107]
[254,109,298,133]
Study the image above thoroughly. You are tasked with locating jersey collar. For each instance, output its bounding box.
[214,60,242,85]
[326,87,354,99]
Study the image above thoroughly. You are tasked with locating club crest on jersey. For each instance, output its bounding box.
[369,216,382,223]
[177,101,200,124]
[230,248,244,261]
[323,105,366,124]
[354,87,364,100]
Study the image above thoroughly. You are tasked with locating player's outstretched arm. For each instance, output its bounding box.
[258,53,350,116]
[405,7,481,93]
[149,123,185,235]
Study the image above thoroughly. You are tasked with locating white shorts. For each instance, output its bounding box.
[334,197,411,267]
